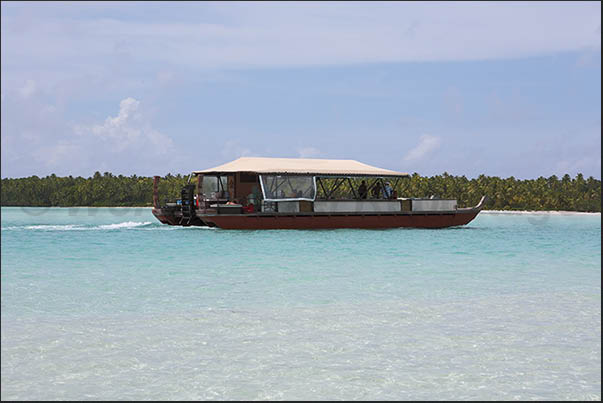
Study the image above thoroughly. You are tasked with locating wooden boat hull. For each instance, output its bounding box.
[152,210,180,225]
[198,210,480,229]
[153,208,481,229]
[152,208,206,226]
[152,197,487,229]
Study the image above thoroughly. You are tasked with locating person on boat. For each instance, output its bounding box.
[242,198,255,213]
[371,182,381,199]
[238,194,255,213]
[358,181,368,199]
[226,198,239,205]
[383,182,393,199]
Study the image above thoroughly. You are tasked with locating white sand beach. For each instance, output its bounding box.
[482,210,600,216]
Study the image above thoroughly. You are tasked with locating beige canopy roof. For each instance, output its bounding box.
[193,157,408,177]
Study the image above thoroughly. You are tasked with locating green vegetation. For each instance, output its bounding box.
[1,171,601,212]
[403,172,600,211]
[1,172,188,208]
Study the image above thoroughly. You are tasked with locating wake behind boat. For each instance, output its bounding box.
[152,157,486,229]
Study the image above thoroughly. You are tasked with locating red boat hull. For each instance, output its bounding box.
[152,210,182,225]
[153,197,487,230]
[196,210,479,230]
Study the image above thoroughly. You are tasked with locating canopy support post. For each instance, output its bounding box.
[196,174,203,209]
[153,176,160,209]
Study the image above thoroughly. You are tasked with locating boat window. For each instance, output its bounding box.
[201,176,218,198]
[259,175,316,201]
[201,176,229,199]
[219,176,228,193]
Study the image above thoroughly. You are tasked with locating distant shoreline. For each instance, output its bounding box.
[2,206,600,215]
[482,210,600,215]
[0,206,152,208]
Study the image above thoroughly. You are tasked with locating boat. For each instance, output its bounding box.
[151,157,486,229]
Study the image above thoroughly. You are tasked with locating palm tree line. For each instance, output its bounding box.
[1,171,600,212]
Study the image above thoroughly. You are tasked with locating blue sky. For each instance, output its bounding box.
[1,1,601,179]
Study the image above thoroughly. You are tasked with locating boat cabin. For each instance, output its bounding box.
[184,157,455,214]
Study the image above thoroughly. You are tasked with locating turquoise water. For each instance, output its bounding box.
[1,207,600,400]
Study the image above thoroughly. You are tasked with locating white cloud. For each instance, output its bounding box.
[83,97,173,155]
[19,79,36,99]
[403,135,442,162]
[26,97,179,176]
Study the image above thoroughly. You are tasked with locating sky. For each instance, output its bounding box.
[1,1,601,179]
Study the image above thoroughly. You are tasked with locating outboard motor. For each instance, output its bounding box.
[180,184,196,225]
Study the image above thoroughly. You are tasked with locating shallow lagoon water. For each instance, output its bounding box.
[1,207,600,400]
